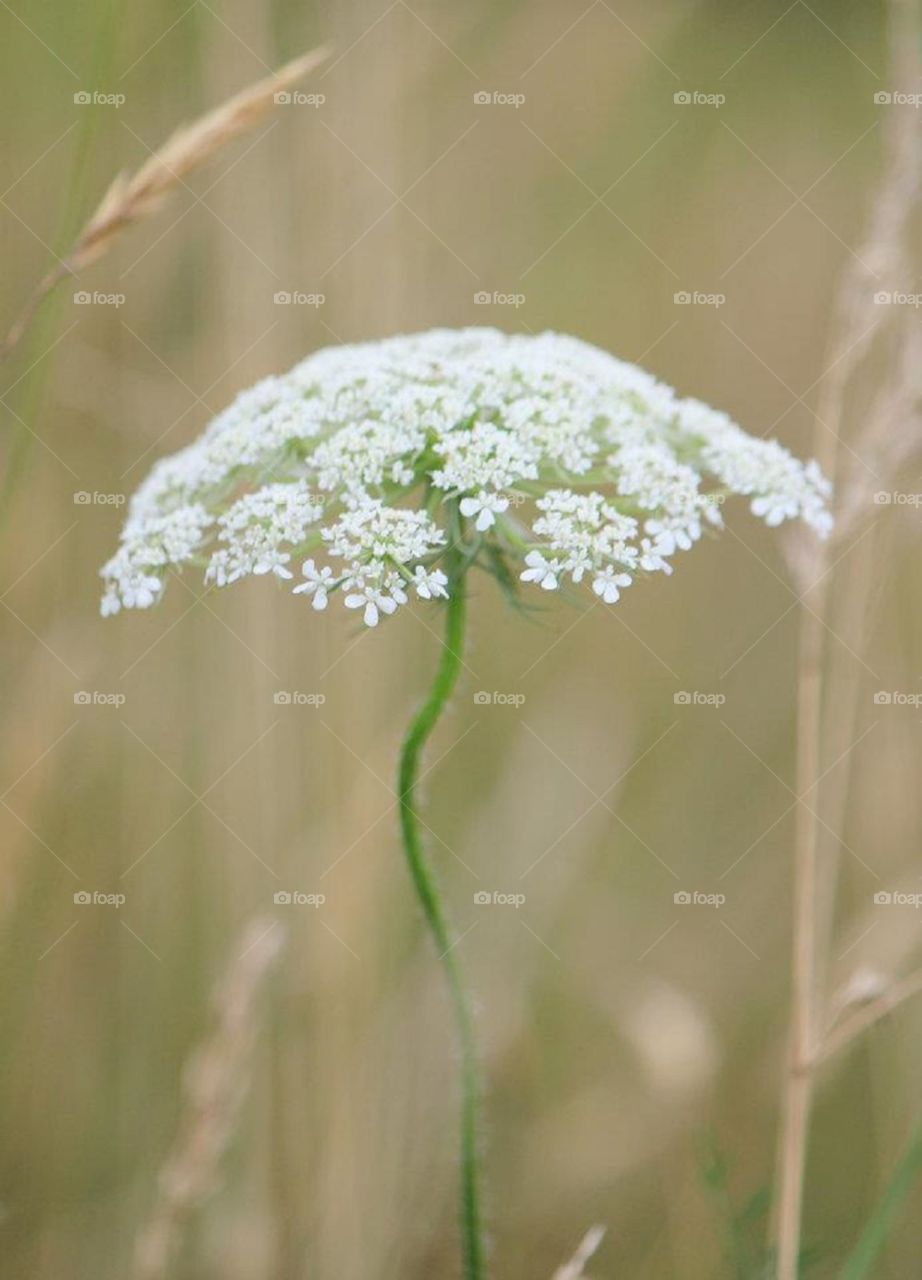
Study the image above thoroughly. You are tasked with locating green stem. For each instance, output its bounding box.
[396,543,486,1280]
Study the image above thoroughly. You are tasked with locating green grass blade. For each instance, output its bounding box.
[840,1119,922,1280]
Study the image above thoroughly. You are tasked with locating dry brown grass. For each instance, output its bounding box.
[132,917,284,1280]
[774,0,922,1271]
[0,45,329,362]
[551,1225,606,1280]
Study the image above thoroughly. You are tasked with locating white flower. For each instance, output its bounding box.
[644,518,697,556]
[344,582,399,628]
[205,484,322,588]
[101,504,212,613]
[520,550,560,591]
[532,489,639,589]
[459,490,510,532]
[322,502,444,565]
[388,573,409,607]
[592,567,632,604]
[412,566,449,600]
[639,538,674,575]
[293,559,336,610]
[100,328,832,622]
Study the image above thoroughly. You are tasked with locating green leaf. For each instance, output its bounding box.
[840,1118,922,1279]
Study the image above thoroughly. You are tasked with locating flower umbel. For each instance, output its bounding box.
[100,328,832,620]
[97,326,835,1280]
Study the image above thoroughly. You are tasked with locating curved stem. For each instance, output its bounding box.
[397,544,486,1280]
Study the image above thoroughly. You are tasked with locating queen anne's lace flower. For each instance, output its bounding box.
[100,328,832,625]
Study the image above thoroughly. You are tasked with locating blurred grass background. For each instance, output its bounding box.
[1,0,921,1276]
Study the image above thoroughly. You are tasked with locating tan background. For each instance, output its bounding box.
[1,1,919,1276]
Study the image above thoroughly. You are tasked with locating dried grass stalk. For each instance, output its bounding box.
[774,0,922,1274]
[1,45,329,362]
[132,916,284,1280]
[551,1225,606,1280]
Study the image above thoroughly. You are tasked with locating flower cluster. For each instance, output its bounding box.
[100,328,832,625]
[205,482,323,588]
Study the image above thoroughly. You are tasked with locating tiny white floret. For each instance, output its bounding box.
[293,559,336,611]
[459,490,510,532]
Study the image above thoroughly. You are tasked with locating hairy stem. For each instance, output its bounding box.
[397,547,486,1280]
